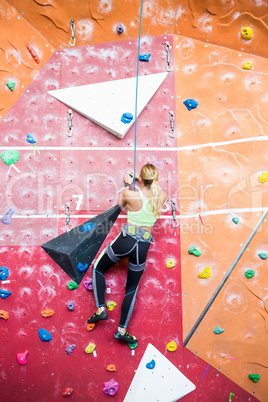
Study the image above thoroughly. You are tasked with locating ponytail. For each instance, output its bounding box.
[140,164,162,218]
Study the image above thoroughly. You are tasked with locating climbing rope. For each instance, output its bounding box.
[133,0,144,191]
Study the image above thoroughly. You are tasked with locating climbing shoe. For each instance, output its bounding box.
[114,330,138,344]
[87,310,108,323]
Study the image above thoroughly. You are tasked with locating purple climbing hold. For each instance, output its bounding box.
[83,277,93,291]
[1,207,15,225]
[103,379,119,396]
[116,24,124,34]
[66,344,76,355]
[0,267,9,280]
[183,99,198,111]
[139,53,151,62]
[67,301,75,311]
[121,113,133,124]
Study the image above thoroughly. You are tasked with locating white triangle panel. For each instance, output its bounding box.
[124,343,196,402]
[48,72,168,139]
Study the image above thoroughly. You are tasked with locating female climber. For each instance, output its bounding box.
[88,163,167,343]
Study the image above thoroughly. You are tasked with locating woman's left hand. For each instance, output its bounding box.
[123,171,134,185]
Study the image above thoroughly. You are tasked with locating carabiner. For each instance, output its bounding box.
[66,109,73,137]
[69,19,76,46]
[171,198,178,228]
[165,41,172,72]
[169,110,175,137]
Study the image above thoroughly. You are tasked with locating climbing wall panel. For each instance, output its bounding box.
[174,35,268,400]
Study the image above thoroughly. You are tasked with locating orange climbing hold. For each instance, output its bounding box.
[41,309,54,318]
[86,322,95,331]
[62,388,73,397]
[26,43,40,64]
[0,310,9,320]
[106,364,116,372]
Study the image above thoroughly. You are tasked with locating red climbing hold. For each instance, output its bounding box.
[62,388,73,397]
[26,43,40,64]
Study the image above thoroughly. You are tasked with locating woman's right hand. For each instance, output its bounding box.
[123,172,133,186]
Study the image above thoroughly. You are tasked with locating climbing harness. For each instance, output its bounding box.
[66,109,73,137]
[165,41,172,72]
[169,110,175,137]
[171,198,178,228]
[65,202,72,232]
[69,19,75,46]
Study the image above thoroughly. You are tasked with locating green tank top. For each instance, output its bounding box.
[127,190,156,227]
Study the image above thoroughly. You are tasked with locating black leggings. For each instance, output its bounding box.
[92,232,151,328]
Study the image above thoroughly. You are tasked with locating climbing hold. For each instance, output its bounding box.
[103,379,119,396]
[0,310,9,320]
[188,245,201,257]
[106,364,116,372]
[62,388,74,397]
[116,23,124,34]
[83,277,93,291]
[166,258,176,268]
[248,374,260,383]
[67,301,75,311]
[258,172,268,183]
[0,289,12,299]
[232,217,239,225]
[1,207,15,225]
[41,309,54,318]
[86,323,95,332]
[38,328,52,342]
[6,81,15,91]
[242,61,253,70]
[183,99,198,111]
[245,269,255,279]
[85,342,96,354]
[66,344,76,355]
[0,267,9,280]
[106,301,117,311]
[26,43,40,63]
[67,281,78,290]
[139,53,151,62]
[121,113,133,124]
[81,222,94,232]
[213,326,224,334]
[198,266,211,279]
[128,341,138,350]
[77,262,88,272]
[1,150,20,166]
[258,253,267,260]
[241,27,253,40]
[146,359,156,369]
[16,350,29,365]
[166,341,177,352]
[26,133,36,144]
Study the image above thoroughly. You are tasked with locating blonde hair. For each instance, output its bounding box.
[140,163,162,217]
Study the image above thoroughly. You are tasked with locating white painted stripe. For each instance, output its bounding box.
[2,207,267,220]
[1,280,10,284]
[0,136,267,152]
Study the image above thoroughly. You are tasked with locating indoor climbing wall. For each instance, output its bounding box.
[1,0,268,401]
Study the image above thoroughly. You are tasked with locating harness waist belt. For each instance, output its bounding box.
[121,224,154,243]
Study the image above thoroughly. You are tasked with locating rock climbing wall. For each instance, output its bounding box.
[0,0,267,401]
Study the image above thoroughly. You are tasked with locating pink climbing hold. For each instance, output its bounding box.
[83,277,93,291]
[103,378,119,396]
[16,350,29,365]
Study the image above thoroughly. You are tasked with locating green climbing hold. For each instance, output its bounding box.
[245,270,255,279]
[258,253,267,260]
[6,81,16,91]
[248,374,260,383]
[67,281,78,290]
[188,245,201,257]
[213,326,225,334]
[232,217,239,225]
[128,341,138,350]
[0,150,20,166]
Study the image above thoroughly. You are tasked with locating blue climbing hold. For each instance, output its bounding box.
[77,262,88,272]
[38,328,52,342]
[1,207,15,225]
[81,222,94,232]
[26,133,36,144]
[0,289,11,299]
[121,113,133,124]
[146,359,156,369]
[0,267,9,280]
[139,53,151,62]
[183,99,198,111]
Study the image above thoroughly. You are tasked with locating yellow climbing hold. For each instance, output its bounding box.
[106,301,117,311]
[258,172,268,183]
[85,342,96,354]
[242,61,253,70]
[198,266,211,279]
[166,341,177,352]
[241,27,253,40]
[166,258,176,268]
